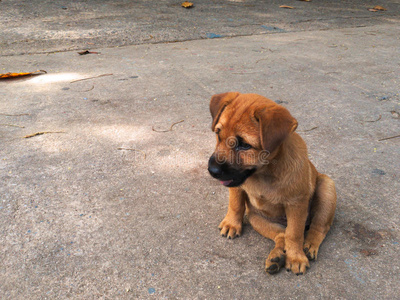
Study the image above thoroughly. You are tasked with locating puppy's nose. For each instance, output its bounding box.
[208,155,223,178]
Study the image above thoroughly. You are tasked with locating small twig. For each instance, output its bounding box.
[204,191,210,201]
[152,120,184,132]
[255,58,268,64]
[325,71,340,75]
[298,126,318,133]
[231,71,262,74]
[117,148,146,159]
[228,23,261,28]
[143,35,154,41]
[23,131,65,139]
[364,114,382,123]
[0,113,30,117]
[378,134,400,142]
[260,47,276,52]
[373,71,394,75]
[0,124,25,128]
[70,73,113,83]
[46,47,75,55]
[75,85,95,92]
[365,31,379,36]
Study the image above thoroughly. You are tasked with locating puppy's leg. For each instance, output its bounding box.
[219,188,247,239]
[304,174,337,260]
[284,202,310,275]
[246,207,286,274]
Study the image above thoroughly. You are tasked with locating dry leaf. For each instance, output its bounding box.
[0,70,47,79]
[391,111,400,119]
[78,50,100,55]
[280,5,294,9]
[369,5,387,12]
[181,1,193,8]
[373,5,387,10]
[359,249,378,256]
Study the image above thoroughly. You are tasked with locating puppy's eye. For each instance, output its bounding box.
[236,137,252,151]
[237,142,252,151]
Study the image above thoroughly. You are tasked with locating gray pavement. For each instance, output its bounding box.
[1,1,400,299]
[1,0,400,56]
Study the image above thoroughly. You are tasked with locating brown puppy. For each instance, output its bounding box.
[208,92,336,275]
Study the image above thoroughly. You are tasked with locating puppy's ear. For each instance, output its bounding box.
[255,105,298,153]
[210,92,240,131]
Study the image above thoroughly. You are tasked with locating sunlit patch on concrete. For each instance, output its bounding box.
[96,125,151,144]
[27,73,82,84]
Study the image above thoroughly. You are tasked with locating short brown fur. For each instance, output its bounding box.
[209,92,337,275]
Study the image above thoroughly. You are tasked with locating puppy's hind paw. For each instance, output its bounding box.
[303,243,319,261]
[265,248,286,275]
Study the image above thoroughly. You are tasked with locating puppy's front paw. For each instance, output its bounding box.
[265,248,285,274]
[218,217,242,239]
[285,250,310,275]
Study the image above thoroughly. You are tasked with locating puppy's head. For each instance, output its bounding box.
[208,92,298,187]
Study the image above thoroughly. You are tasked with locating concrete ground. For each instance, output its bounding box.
[1,1,399,299]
